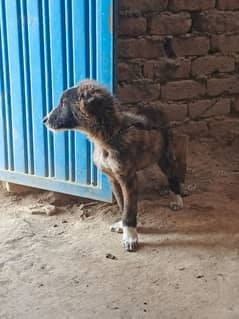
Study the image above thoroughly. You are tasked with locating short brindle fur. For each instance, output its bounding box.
[43,79,185,251]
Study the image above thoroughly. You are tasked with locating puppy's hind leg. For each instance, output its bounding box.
[108,176,124,233]
[168,177,184,211]
[158,159,183,211]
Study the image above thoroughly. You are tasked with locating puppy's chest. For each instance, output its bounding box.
[93,145,117,174]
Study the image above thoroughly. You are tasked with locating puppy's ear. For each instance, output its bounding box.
[78,90,104,117]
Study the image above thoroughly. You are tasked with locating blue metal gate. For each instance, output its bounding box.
[0,0,115,201]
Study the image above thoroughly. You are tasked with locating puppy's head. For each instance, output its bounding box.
[43,79,114,133]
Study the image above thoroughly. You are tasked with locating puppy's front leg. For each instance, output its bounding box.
[118,173,138,252]
[108,176,123,212]
[108,176,124,234]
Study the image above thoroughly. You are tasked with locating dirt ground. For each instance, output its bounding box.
[1,134,239,319]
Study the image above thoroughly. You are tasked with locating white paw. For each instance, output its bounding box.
[122,227,138,252]
[170,194,183,211]
[180,183,189,197]
[110,220,123,233]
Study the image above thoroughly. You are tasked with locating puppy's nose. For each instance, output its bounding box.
[42,115,48,124]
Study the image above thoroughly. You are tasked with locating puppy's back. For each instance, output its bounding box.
[134,105,169,130]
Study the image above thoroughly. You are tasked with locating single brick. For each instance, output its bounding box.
[172,37,209,56]
[120,0,168,12]
[192,56,235,76]
[169,0,215,11]
[117,62,142,82]
[150,13,191,35]
[162,103,188,121]
[193,11,239,33]
[208,119,239,139]
[232,97,239,112]
[211,35,239,54]
[189,98,231,119]
[118,38,165,59]
[119,16,147,36]
[144,58,190,82]
[207,76,239,96]
[179,121,208,137]
[117,81,160,104]
[161,80,205,101]
[217,0,239,10]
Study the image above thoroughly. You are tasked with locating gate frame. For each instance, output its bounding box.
[0,0,118,202]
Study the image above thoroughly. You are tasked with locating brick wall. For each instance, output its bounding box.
[117,0,239,136]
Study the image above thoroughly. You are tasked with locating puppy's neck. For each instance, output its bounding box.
[86,125,119,150]
[80,103,123,149]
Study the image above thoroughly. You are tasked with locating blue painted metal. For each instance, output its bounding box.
[0,0,115,202]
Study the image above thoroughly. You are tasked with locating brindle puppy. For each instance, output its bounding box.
[43,79,184,252]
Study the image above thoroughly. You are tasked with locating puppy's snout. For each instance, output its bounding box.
[42,115,48,124]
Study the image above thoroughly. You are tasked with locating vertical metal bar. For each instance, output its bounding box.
[89,0,98,186]
[42,0,54,177]
[16,0,29,173]
[96,0,114,92]
[4,1,27,173]
[72,0,89,185]
[0,4,9,170]
[19,0,34,175]
[0,29,8,170]
[61,0,69,181]
[86,0,92,185]
[89,0,97,79]
[48,0,68,180]
[0,1,14,171]
[27,0,48,177]
[64,0,75,182]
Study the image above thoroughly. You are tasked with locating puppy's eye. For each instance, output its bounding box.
[60,99,67,108]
